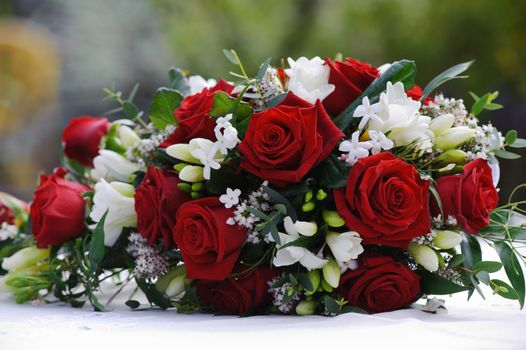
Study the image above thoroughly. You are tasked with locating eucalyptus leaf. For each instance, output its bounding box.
[472,261,503,274]
[495,241,525,308]
[168,67,190,95]
[148,88,183,130]
[323,295,341,314]
[494,149,521,160]
[509,138,526,148]
[490,279,519,300]
[421,60,473,100]
[256,57,272,83]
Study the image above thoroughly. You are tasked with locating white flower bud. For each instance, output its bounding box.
[294,220,318,236]
[1,246,50,272]
[156,266,187,300]
[296,300,317,316]
[118,125,141,149]
[429,114,455,135]
[165,144,201,164]
[433,230,463,249]
[326,231,364,263]
[434,126,476,150]
[322,259,341,288]
[91,150,140,182]
[409,243,439,272]
[178,165,204,183]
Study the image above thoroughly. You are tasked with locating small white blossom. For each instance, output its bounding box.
[353,96,384,130]
[192,147,221,180]
[368,130,394,154]
[126,233,168,278]
[339,131,372,165]
[0,222,18,241]
[214,114,233,133]
[220,188,242,209]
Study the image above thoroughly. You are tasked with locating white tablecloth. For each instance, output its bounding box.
[1,291,525,350]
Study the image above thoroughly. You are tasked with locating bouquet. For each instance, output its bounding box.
[1,50,525,316]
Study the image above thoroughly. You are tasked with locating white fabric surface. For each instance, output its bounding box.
[0,292,525,350]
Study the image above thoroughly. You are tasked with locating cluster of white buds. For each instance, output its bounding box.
[126,233,168,279]
[421,94,468,126]
[268,278,302,314]
[0,222,18,241]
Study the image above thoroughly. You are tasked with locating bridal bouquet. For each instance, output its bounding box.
[1,51,525,316]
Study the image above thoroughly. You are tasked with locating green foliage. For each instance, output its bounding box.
[312,154,350,189]
[209,91,252,120]
[148,88,183,130]
[168,67,190,95]
[421,60,473,100]
[419,270,468,295]
[469,91,502,117]
[495,241,525,308]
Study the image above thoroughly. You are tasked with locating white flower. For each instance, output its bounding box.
[285,57,335,104]
[408,243,439,272]
[1,246,50,272]
[214,114,233,133]
[353,96,384,130]
[326,231,364,263]
[118,125,141,149]
[339,131,371,165]
[215,125,239,155]
[0,222,18,241]
[220,188,241,209]
[90,180,137,247]
[91,150,140,182]
[270,217,327,270]
[368,130,394,154]
[367,82,432,150]
[188,138,224,179]
[188,75,217,96]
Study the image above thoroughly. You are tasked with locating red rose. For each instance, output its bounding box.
[406,84,433,105]
[30,168,90,247]
[323,57,379,116]
[433,159,498,234]
[172,197,246,280]
[161,80,234,147]
[0,198,15,226]
[62,116,110,167]
[338,254,420,313]
[238,92,344,187]
[334,153,431,248]
[196,266,278,315]
[134,166,191,250]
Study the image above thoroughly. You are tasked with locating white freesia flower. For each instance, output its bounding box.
[118,125,141,149]
[432,230,463,250]
[90,180,137,247]
[367,82,432,150]
[165,144,201,164]
[1,246,50,272]
[271,216,327,270]
[408,243,439,272]
[285,57,335,104]
[368,130,394,154]
[353,96,384,130]
[91,150,140,182]
[219,188,241,209]
[326,231,364,263]
[188,138,225,180]
[339,131,371,165]
[188,75,217,95]
[215,125,239,155]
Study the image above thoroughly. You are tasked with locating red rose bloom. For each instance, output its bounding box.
[172,197,246,280]
[135,166,191,250]
[433,159,498,234]
[338,254,420,313]
[334,152,431,248]
[196,266,278,315]
[406,84,433,105]
[62,116,110,167]
[161,80,234,147]
[0,198,16,226]
[238,92,344,187]
[323,57,379,116]
[30,168,90,247]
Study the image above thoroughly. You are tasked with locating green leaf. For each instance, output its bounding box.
[267,93,287,108]
[269,224,281,246]
[297,273,313,292]
[471,93,490,116]
[494,149,521,160]
[136,279,173,309]
[256,57,271,83]
[472,261,503,274]
[125,300,141,309]
[223,49,238,65]
[278,235,314,250]
[122,101,140,119]
[313,154,350,189]
[469,91,479,101]
[494,241,525,308]
[421,60,473,100]
[89,210,107,268]
[485,103,503,111]
[168,67,190,95]
[461,232,482,269]
[262,185,289,204]
[448,254,465,268]
[509,138,526,148]
[323,295,341,314]
[333,60,416,130]
[490,279,519,300]
[148,88,183,130]
[419,270,469,294]
[209,91,252,120]
[246,206,269,220]
[505,130,518,146]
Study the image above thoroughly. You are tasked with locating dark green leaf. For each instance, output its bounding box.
[297,273,313,292]
[269,225,281,246]
[168,67,190,95]
[448,254,465,268]
[334,60,416,130]
[256,57,271,83]
[494,149,521,160]
[278,235,315,250]
[89,210,107,268]
[313,154,350,189]
[125,300,141,309]
[490,279,519,300]
[262,185,289,204]
[136,279,173,309]
[341,305,368,314]
[419,270,469,294]
[421,60,473,100]
[460,232,482,269]
[148,88,183,130]
[495,241,525,308]
[323,295,341,314]
[505,130,518,146]
[122,101,140,119]
[472,261,503,274]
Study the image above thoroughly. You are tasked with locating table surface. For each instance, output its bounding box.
[1,290,525,350]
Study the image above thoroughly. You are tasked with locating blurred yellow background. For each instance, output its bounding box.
[0,0,525,201]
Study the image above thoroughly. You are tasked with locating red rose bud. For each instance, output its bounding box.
[334,152,431,248]
[196,266,279,315]
[61,116,110,167]
[338,254,420,313]
[323,57,379,116]
[432,158,498,234]
[161,79,234,148]
[238,92,344,187]
[30,168,90,247]
[135,166,191,250]
[172,197,246,280]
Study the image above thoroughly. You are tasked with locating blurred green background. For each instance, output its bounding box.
[0,0,525,201]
